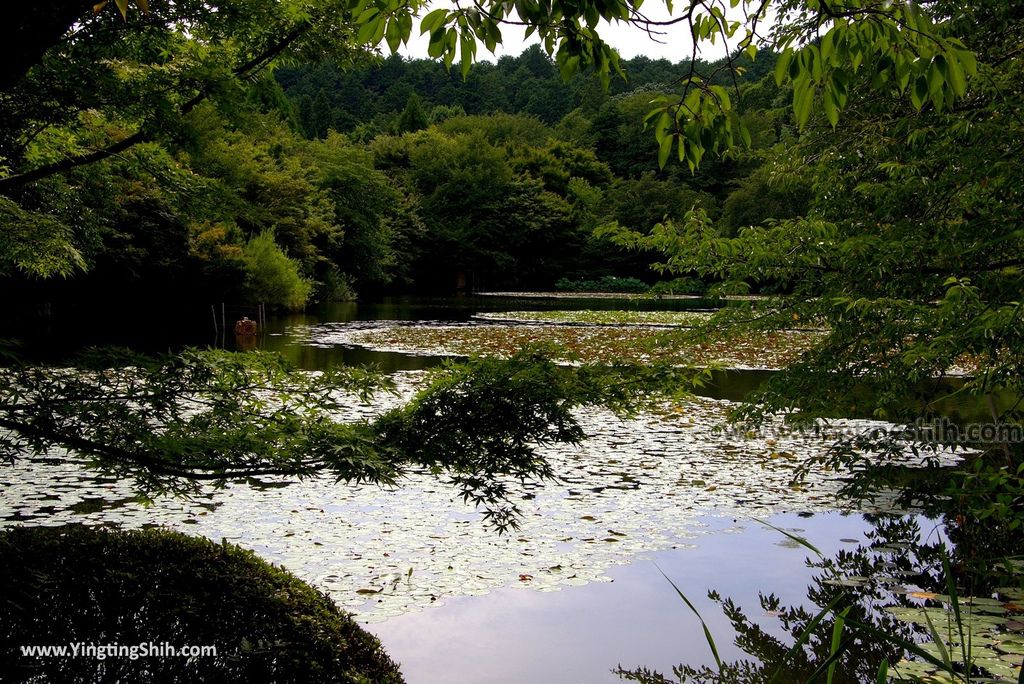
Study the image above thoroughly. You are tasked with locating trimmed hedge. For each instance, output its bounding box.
[1,525,404,683]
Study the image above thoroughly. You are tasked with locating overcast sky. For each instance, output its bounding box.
[397,2,740,63]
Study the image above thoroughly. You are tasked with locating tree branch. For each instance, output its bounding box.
[0,22,309,194]
[0,415,325,481]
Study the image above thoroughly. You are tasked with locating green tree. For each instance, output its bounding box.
[311,132,421,290]
[308,89,335,139]
[241,231,312,310]
[595,0,1024,526]
[719,164,811,236]
[395,92,429,133]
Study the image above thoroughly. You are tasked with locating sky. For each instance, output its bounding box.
[397,1,740,64]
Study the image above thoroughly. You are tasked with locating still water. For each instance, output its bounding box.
[0,296,969,682]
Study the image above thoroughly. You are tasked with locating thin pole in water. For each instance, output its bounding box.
[211,304,218,336]
[221,303,226,342]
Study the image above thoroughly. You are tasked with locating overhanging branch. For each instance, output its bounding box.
[0,22,309,195]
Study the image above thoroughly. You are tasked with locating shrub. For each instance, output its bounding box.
[242,231,312,310]
[554,275,649,293]
[1,525,404,684]
[648,277,708,296]
[318,264,357,301]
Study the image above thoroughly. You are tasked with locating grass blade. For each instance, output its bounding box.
[804,636,853,684]
[768,591,848,684]
[826,607,851,684]
[845,616,961,675]
[921,607,953,671]
[655,564,722,670]
[876,658,889,684]
[941,551,970,673]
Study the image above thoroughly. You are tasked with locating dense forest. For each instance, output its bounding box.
[2,45,786,327]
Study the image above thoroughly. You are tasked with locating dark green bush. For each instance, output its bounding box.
[554,275,649,293]
[0,525,404,684]
[647,277,708,296]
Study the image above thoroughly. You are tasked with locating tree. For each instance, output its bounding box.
[0,0,381,190]
[241,231,312,310]
[395,92,429,133]
[595,0,1024,525]
[308,89,335,139]
[311,132,420,290]
[719,165,811,236]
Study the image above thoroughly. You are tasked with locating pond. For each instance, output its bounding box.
[1,296,1014,682]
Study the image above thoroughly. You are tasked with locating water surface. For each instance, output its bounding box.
[0,295,983,683]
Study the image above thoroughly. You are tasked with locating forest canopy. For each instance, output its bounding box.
[5,0,983,308]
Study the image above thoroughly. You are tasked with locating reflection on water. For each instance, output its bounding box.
[368,513,938,684]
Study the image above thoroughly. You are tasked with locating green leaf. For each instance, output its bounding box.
[355,7,380,24]
[823,86,839,128]
[558,53,579,81]
[356,15,382,44]
[652,111,671,140]
[826,607,851,684]
[775,50,793,86]
[793,80,815,130]
[738,120,751,148]
[658,134,672,169]
[895,57,912,93]
[710,85,731,111]
[460,34,475,79]
[957,48,978,77]
[443,28,457,70]
[911,75,928,110]
[946,56,967,96]
[397,13,412,44]
[420,8,447,34]
[427,28,446,58]
[820,31,834,65]
[656,565,722,670]
[385,19,402,53]
[928,58,945,98]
